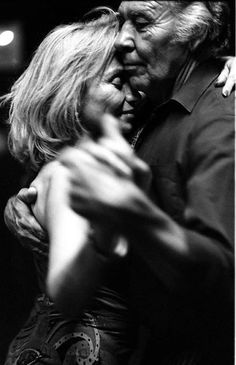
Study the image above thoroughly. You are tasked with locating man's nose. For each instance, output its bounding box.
[115,22,135,53]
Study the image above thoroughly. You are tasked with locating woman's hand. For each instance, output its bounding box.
[215,56,236,97]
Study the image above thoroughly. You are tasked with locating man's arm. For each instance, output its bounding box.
[4,187,48,256]
[59,110,234,306]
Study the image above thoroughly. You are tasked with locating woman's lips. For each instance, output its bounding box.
[121,109,135,115]
[120,111,135,131]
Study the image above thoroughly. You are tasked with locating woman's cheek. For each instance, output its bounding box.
[91,82,124,115]
[103,88,124,115]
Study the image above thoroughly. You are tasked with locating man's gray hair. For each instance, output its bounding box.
[168,1,230,58]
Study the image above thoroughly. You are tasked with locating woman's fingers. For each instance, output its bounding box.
[215,57,236,96]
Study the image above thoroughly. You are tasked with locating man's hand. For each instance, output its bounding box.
[4,187,48,256]
[215,56,236,97]
[59,113,151,233]
[60,145,137,229]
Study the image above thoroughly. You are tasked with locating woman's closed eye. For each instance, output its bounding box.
[111,76,124,90]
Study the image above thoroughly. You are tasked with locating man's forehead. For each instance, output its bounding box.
[118,1,169,14]
[118,1,169,6]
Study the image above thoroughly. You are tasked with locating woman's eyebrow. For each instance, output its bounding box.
[105,67,124,80]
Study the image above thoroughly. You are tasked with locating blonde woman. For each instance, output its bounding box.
[3,8,143,365]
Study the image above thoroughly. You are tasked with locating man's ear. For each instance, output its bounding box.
[188,26,209,52]
[189,37,203,52]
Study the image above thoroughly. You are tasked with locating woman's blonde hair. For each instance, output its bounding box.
[4,8,119,171]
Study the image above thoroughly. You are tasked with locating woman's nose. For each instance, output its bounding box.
[125,87,142,107]
[115,22,135,54]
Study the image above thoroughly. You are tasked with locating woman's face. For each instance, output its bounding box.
[97,57,143,133]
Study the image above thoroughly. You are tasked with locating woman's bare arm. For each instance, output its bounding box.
[30,161,118,317]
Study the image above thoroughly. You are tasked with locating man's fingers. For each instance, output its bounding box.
[60,144,133,179]
[17,186,37,204]
[4,192,48,244]
[99,138,149,187]
[80,141,133,178]
[133,158,151,190]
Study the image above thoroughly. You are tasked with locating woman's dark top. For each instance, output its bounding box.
[4,233,136,365]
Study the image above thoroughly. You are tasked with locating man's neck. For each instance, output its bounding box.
[148,56,198,106]
[173,55,198,94]
[148,78,175,106]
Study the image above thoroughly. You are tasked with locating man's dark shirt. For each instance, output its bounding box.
[129,59,234,364]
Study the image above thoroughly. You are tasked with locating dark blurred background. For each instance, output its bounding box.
[0,0,234,363]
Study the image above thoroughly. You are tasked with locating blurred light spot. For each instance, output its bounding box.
[0,31,14,46]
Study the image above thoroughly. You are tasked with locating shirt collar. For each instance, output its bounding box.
[170,59,224,113]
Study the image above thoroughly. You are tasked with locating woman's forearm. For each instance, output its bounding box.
[29,162,107,316]
[46,203,109,317]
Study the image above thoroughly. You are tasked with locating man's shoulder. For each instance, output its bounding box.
[195,78,234,119]
[172,58,234,116]
[189,59,235,118]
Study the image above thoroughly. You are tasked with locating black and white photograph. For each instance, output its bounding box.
[0,1,235,364]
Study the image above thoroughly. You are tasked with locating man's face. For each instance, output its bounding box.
[115,1,189,100]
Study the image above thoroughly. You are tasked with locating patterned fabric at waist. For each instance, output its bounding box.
[35,293,132,331]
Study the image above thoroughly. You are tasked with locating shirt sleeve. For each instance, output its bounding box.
[183,92,234,303]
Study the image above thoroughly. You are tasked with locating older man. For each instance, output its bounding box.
[57,1,234,364]
[4,2,235,364]
[113,0,234,362]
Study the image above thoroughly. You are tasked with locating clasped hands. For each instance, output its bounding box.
[59,111,150,236]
